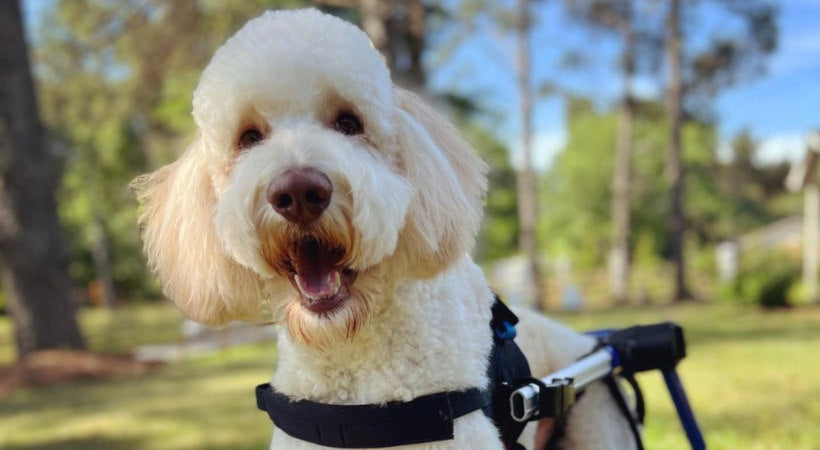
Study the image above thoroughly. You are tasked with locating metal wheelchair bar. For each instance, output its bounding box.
[510,347,615,422]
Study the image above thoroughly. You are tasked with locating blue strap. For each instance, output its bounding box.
[490,296,519,341]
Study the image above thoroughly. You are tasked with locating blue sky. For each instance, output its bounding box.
[429,0,820,169]
[717,0,820,164]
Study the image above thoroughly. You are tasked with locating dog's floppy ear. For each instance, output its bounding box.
[393,89,488,278]
[133,137,263,325]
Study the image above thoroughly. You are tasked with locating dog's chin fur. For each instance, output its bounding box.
[134,8,635,449]
[280,266,382,350]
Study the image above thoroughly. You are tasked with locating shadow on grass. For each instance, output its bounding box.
[687,322,819,345]
[558,302,820,347]
[1,436,147,450]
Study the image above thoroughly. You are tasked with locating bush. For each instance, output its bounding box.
[723,249,799,308]
[756,270,795,308]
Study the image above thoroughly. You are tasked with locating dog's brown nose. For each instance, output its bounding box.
[267,168,333,223]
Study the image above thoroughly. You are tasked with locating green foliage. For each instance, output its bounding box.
[540,97,616,267]
[722,250,799,308]
[442,96,519,263]
[540,97,674,267]
[542,96,794,285]
[469,125,519,262]
[757,271,795,308]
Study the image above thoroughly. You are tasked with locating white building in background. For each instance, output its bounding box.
[715,131,820,303]
[784,131,820,303]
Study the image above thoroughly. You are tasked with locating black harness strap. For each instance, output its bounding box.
[256,381,492,447]
[602,374,644,450]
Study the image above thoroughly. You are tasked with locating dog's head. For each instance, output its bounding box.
[134,9,487,348]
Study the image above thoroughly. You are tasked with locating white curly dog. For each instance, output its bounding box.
[135,9,635,449]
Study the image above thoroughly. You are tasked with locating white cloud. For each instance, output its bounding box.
[509,129,567,171]
[757,133,809,165]
[631,75,662,100]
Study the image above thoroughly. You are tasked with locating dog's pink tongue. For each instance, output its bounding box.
[293,239,342,299]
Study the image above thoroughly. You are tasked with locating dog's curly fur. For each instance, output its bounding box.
[134,9,635,449]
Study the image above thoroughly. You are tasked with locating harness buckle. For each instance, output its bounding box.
[510,377,575,422]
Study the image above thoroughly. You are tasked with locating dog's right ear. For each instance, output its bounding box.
[132,137,263,325]
[392,89,488,278]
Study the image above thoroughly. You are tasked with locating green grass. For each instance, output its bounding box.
[0,344,276,450]
[0,302,185,366]
[1,301,819,449]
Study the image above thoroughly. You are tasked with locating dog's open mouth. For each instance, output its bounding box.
[287,236,357,314]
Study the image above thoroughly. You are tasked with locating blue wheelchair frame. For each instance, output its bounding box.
[510,322,706,449]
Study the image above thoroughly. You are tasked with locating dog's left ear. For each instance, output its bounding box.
[392,88,488,278]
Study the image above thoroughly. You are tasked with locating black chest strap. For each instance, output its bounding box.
[255,296,526,448]
[255,383,492,448]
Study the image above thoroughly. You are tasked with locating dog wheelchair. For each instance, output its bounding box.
[500,320,706,449]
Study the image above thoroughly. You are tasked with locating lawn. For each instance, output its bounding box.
[1,301,818,449]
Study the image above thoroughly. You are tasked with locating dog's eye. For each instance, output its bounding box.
[238,128,264,149]
[332,112,363,136]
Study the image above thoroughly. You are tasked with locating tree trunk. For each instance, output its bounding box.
[665,0,693,301]
[516,0,546,310]
[90,213,117,308]
[357,0,425,92]
[609,2,635,305]
[0,0,86,358]
[359,0,395,72]
[405,0,427,90]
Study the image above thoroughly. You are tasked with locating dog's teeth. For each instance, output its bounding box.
[295,270,342,300]
[331,271,341,296]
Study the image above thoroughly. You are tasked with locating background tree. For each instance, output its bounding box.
[0,0,86,358]
[542,98,729,285]
[665,0,689,300]
[565,0,642,303]
[317,0,429,91]
[514,0,547,309]
[443,98,520,264]
[662,0,778,301]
